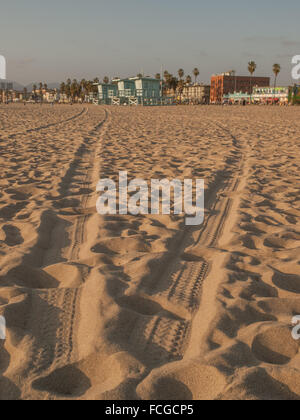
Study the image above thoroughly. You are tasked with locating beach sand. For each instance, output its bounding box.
[0,103,299,400]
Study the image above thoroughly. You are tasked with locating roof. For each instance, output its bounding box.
[128,77,161,82]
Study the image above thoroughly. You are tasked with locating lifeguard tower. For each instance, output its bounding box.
[97,76,165,106]
[98,83,118,105]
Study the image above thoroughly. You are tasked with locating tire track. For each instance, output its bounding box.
[6,106,88,140]
[68,109,109,261]
[24,109,110,381]
[133,121,248,374]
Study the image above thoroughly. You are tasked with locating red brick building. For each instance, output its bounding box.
[210,72,270,103]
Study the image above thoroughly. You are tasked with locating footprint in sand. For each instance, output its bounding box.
[252,326,299,365]
[32,364,91,397]
[137,362,226,400]
[2,225,24,246]
[272,269,300,294]
[264,231,300,250]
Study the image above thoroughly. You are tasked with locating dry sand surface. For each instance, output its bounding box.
[0,103,300,400]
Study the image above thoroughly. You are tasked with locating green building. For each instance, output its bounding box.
[223,92,251,104]
[98,83,118,104]
[117,79,136,98]
[133,77,161,98]
[97,76,163,105]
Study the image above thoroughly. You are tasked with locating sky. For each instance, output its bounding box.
[1,0,300,86]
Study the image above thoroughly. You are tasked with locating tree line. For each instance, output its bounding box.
[57,63,281,102]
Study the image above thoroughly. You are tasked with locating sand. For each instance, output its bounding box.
[0,103,299,400]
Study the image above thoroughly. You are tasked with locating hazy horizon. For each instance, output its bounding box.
[1,0,300,86]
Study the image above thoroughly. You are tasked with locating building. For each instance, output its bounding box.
[0,82,13,90]
[98,76,162,105]
[223,86,291,105]
[182,84,210,104]
[117,79,136,98]
[44,89,59,103]
[98,83,118,103]
[133,77,161,98]
[0,82,17,103]
[210,71,270,103]
[252,86,290,104]
[223,92,251,104]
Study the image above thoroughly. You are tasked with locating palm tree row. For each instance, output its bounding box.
[57,63,281,103]
[161,67,200,96]
[247,61,281,100]
[59,77,110,102]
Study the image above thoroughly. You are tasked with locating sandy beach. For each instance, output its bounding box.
[0,103,299,400]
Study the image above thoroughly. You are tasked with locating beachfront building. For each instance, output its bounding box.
[182,84,210,104]
[0,82,14,103]
[0,82,13,91]
[0,84,26,103]
[223,92,251,104]
[117,79,136,98]
[134,77,161,98]
[252,86,290,104]
[223,86,291,105]
[98,83,118,104]
[98,76,163,105]
[44,90,59,103]
[210,71,270,103]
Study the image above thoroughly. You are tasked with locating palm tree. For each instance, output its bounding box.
[92,78,99,94]
[65,79,71,101]
[193,68,200,84]
[80,79,87,100]
[39,82,43,102]
[178,69,184,81]
[273,63,281,92]
[70,80,78,102]
[103,76,109,84]
[177,80,184,103]
[60,82,66,102]
[32,84,37,102]
[155,73,161,80]
[86,80,93,93]
[185,76,192,103]
[170,77,178,95]
[137,73,143,78]
[186,75,192,85]
[248,61,257,103]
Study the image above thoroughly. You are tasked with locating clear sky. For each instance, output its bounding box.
[1,0,300,85]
